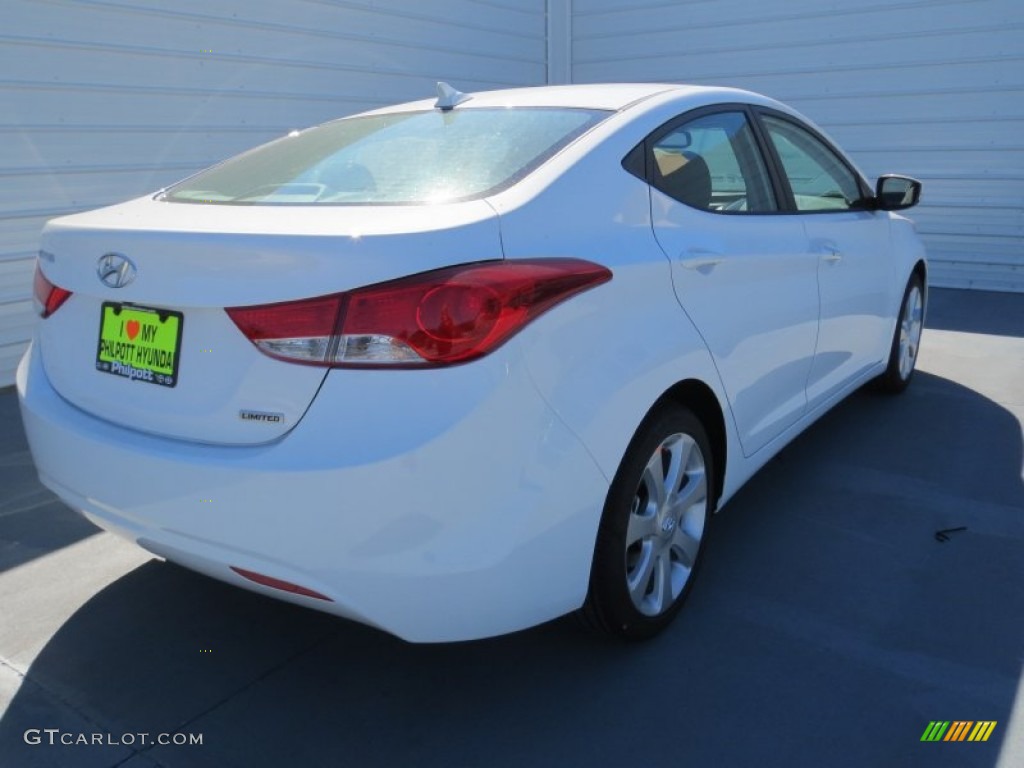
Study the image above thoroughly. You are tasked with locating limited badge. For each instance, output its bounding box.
[239,410,285,424]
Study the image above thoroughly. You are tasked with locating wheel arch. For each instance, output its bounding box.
[650,379,727,510]
[912,258,927,284]
[912,258,928,313]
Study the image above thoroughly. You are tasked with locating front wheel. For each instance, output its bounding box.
[876,273,925,393]
[580,404,714,640]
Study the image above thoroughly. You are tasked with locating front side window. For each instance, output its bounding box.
[762,115,864,212]
[649,111,777,213]
[162,108,608,205]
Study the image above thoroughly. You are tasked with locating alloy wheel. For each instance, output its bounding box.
[624,433,708,617]
[899,284,924,380]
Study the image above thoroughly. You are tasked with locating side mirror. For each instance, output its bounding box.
[875,174,922,211]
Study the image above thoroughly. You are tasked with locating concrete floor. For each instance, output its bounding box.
[1,287,1021,768]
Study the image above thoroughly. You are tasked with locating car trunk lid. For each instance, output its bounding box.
[36,195,503,445]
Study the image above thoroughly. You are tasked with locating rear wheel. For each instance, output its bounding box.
[581,404,714,640]
[876,273,924,393]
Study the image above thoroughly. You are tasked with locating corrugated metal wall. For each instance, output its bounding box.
[4,1,1022,388]
[0,0,546,387]
[572,0,1024,293]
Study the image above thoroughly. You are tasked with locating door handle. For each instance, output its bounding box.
[811,238,842,263]
[680,255,724,271]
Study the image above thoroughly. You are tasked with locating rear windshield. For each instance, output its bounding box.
[161,108,609,205]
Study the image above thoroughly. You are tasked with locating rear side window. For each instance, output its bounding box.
[648,111,777,213]
[162,108,608,205]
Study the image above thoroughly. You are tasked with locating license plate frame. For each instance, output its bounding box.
[95,303,183,388]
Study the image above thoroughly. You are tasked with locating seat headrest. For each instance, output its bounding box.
[656,151,712,209]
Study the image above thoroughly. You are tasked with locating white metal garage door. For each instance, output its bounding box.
[572,0,1024,293]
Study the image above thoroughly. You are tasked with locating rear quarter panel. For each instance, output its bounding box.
[490,116,746,502]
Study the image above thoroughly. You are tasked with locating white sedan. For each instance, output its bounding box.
[18,83,926,642]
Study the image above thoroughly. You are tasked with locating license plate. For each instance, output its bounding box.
[96,303,183,387]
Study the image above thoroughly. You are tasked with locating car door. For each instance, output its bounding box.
[643,108,819,458]
[757,111,893,410]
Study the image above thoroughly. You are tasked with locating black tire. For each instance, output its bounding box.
[580,404,714,640]
[875,273,925,394]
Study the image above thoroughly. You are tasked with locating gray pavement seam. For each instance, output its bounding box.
[0,496,62,520]
[0,653,141,762]
[108,629,339,768]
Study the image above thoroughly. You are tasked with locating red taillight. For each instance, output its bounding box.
[227,258,611,367]
[33,265,72,318]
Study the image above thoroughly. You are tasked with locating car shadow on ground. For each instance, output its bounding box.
[1,370,1021,768]
[0,389,101,574]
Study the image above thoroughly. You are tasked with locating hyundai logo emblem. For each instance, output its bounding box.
[97,253,137,289]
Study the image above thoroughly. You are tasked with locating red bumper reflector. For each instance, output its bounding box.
[230,566,333,601]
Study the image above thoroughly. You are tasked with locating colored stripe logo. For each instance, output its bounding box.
[921,721,997,742]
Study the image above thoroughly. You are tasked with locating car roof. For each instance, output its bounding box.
[357,83,760,115]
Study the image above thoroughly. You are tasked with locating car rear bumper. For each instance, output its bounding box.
[17,340,608,642]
